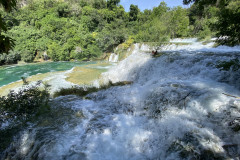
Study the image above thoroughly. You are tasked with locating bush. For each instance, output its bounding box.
[21,50,35,62]
[47,42,61,61]
[5,50,21,64]
[122,37,134,49]
[0,80,50,153]
[0,53,7,65]
[0,80,50,123]
[0,51,21,65]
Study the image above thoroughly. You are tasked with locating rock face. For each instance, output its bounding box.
[43,51,48,61]
[18,0,28,7]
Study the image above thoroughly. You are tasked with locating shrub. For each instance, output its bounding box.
[21,50,35,63]
[5,50,21,64]
[0,51,21,65]
[0,80,50,153]
[0,53,7,65]
[122,36,134,49]
[0,80,50,123]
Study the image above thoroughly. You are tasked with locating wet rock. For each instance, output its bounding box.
[223,144,239,158]
[229,117,240,132]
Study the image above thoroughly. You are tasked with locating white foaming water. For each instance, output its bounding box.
[102,44,152,84]
[109,53,119,62]
[170,38,199,43]
[43,68,75,94]
[2,41,240,159]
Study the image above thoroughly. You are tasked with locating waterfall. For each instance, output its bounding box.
[113,54,119,62]
[2,40,240,160]
[109,53,118,62]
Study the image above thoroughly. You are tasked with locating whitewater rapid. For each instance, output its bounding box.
[1,41,240,159]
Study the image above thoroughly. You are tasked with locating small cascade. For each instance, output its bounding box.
[109,53,119,62]
[113,54,119,62]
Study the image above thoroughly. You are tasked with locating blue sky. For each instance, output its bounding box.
[120,0,189,12]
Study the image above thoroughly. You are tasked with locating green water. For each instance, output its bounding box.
[0,61,95,87]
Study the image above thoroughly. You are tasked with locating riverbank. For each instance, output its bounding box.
[0,62,113,96]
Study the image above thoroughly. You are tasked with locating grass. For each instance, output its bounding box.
[53,81,133,98]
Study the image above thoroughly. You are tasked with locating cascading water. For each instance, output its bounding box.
[109,53,119,63]
[1,41,240,160]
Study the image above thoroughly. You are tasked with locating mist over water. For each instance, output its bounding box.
[1,41,240,159]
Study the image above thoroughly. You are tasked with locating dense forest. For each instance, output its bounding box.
[0,0,239,65]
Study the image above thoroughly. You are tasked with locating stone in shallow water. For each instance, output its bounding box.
[223,144,239,158]
[229,117,240,132]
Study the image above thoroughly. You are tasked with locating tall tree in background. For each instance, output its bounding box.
[184,0,240,45]
[0,0,16,54]
[129,4,139,21]
[216,0,240,45]
[107,0,120,10]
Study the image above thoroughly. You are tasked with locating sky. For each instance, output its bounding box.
[120,0,189,12]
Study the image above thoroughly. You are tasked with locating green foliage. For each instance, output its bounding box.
[8,25,40,56]
[0,0,16,12]
[0,0,16,54]
[84,44,102,60]
[0,34,15,54]
[136,11,170,42]
[122,36,135,49]
[152,1,169,17]
[107,0,120,10]
[187,0,239,45]
[134,2,190,42]
[0,80,50,122]
[188,2,219,39]
[3,0,130,61]
[3,0,238,63]
[21,50,35,63]
[56,3,70,17]
[216,0,240,46]
[169,6,189,37]
[47,42,61,61]
[97,20,127,51]
[129,4,139,21]
[0,50,20,65]
[0,79,50,152]
[0,53,7,65]
[79,0,106,9]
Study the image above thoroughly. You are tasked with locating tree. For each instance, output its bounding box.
[168,7,189,38]
[129,4,139,21]
[107,0,120,10]
[184,0,240,45]
[0,0,16,12]
[152,1,169,17]
[0,0,17,54]
[216,0,240,45]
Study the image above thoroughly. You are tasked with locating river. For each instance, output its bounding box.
[1,40,240,159]
[0,61,96,87]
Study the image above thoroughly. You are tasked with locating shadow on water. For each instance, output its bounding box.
[93,50,240,159]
